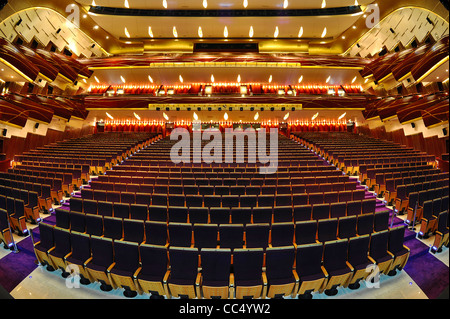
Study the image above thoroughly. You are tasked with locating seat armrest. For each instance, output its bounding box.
[106,262,116,274]
[346,261,355,272]
[133,267,142,280]
[83,257,93,267]
[321,265,329,278]
[367,256,377,264]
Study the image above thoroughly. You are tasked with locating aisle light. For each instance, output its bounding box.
[148,26,154,38]
[224,26,229,38]
[203,0,208,9]
[173,26,178,37]
[124,0,129,8]
[224,112,229,121]
[298,26,303,38]
[106,112,114,120]
[274,26,279,38]
[254,112,259,121]
[163,0,167,9]
[163,112,169,121]
[198,26,203,38]
[193,112,199,121]
[283,0,288,9]
[338,112,346,120]
[321,27,327,38]
[312,112,319,120]
[134,112,141,120]
[243,0,248,8]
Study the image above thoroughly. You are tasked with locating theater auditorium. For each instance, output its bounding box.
[0,0,448,303]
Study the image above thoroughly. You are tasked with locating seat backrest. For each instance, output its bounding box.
[347,234,370,267]
[245,223,270,249]
[317,218,338,242]
[193,224,218,249]
[219,224,244,250]
[144,221,168,246]
[295,220,318,245]
[123,219,145,243]
[200,248,231,283]
[169,247,199,281]
[38,222,54,250]
[295,242,323,277]
[270,222,294,247]
[139,244,168,277]
[323,239,349,272]
[265,246,295,280]
[113,240,140,272]
[233,248,264,282]
[388,226,406,254]
[369,230,389,260]
[168,223,192,247]
[69,231,91,262]
[337,215,357,239]
[102,216,123,240]
[90,235,114,267]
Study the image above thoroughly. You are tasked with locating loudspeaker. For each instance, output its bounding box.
[2,129,6,136]
[443,128,448,136]
[34,123,39,129]
[411,123,415,128]
[0,0,8,11]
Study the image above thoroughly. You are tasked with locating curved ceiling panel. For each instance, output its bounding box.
[0,98,29,128]
[0,37,40,82]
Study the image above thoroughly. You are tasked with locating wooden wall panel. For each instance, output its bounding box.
[358,125,448,159]
[0,124,94,161]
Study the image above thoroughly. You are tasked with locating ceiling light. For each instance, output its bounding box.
[354,0,359,5]
[312,112,319,120]
[352,25,357,29]
[134,112,141,120]
[342,36,346,39]
[148,75,153,83]
[203,0,208,9]
[283,112,290,121]
[364,78,369,83]
[124,27,130,38]
[148,26,154,38]
[326,76,331,83]
[173,26,178,37]
[120,75,126,83]
[193,112,199,121]
[83,14,87,18]
[338,112,346,120]
[106,36,109,39]
[298,75,303,83]
[249,26,254,38]
[321,0,326,8]
[93,25,99,30]
[224,26,228,38]
[198,26,203,38]
[283,0,288,9]
[163,0,167,9]
[274,26,279,38]
[94,75,100,83]
[269,75,273,83]
[298,26,303,38]
[224,112,229,121]
[243,0,248,8]
[321,27,327,38]
[254,112,259,121]
[163,112,169,121]
[352,76,357,83]
[124,0,129,8]
[92,0,96,6]
[106,112,114,120]
[179,75,183,83]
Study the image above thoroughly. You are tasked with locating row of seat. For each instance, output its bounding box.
[97,170,349,186]
[86,181,358,197]
[73,189,373,210]
[55,208,391,247]
[34,221,409,299]
[1,172,65,202]
[383,173,448,204]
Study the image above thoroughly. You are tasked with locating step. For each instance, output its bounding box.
[404,237,430,260]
